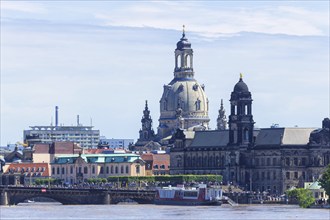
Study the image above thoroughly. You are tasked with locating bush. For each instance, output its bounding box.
[287,188,315,208]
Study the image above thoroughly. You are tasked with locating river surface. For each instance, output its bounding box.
[0,203,329,220]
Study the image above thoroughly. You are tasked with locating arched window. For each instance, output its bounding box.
[176,55,181,68]
[92,166,95,174]
[126,166,129,174]
[163,99,168,111]
[244,128,249,141]
[195,99,201,111]
[84,166,88,174]
[57,167,60,174]
[106,166,109,174]
[100,167,104,174]
[111,166,113,174]
[216,156,220,167]
[184,54,190,68]
[121,166,124,173]
[192,156,196,166]
[115,166,118,174]
[209,156,213,167]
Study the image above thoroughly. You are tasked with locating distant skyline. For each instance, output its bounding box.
[1,1,329,145]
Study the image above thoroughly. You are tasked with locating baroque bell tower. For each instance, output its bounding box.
[135,100,156,146]
[174,25,194,79]
[229,74,254,146]
[217,99,227,130]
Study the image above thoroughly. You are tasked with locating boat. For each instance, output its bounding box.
[154,184,222,206]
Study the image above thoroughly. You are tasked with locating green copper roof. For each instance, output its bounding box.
[307,181,322,190]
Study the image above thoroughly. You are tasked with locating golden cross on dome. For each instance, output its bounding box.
[240,73,243,79]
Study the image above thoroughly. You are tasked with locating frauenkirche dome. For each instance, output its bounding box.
[158,27,210,139]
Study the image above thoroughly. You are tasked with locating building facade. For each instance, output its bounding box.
[51,153,145,184]
[170,76,330,194]
[98,138,134,149]
[24,125,100,149]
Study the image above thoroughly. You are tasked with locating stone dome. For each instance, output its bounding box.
[160,79,208,116]
[234,78,249,93]
[176,34,191,50]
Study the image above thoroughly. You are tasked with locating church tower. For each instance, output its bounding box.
[228,74,254,146]
[135,100,156,146]
[217,99,227,130]
[158,26,210,139]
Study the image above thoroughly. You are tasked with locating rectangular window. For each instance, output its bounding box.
[261,172,265,180]
[273,158,277,166]
[294,158,298,166]
[267,158,271,166]
[302,171,306,179]
[294,172,298,179]
[255,172,259,180]
[285,158,290,166]
[273,171,276,180]
[286,172,290,179]
[302,158,306,166]
[267,172,270,180]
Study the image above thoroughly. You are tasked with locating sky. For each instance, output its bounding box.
[1,1,329,146]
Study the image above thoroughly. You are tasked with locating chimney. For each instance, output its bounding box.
[55,106,59,127]
[77,115,80,126]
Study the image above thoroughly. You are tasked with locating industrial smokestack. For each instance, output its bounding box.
[77,115,80,126]
[55,106,59,127]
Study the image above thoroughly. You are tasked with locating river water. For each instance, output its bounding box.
[0,203,329,220]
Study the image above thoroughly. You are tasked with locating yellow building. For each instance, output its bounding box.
[51,153,145,184]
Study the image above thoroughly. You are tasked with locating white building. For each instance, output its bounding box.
[24,125,100,149]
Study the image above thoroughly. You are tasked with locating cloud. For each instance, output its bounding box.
[94,2,329,37]
[1,1,47,14]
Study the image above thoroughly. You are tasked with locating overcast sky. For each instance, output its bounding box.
[1,1,329,145]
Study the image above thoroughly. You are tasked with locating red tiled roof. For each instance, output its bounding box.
[5,163,49,177]
[141,153,153,161]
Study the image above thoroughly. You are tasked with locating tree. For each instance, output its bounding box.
[319,164,330,201]
[287,188,315,208]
